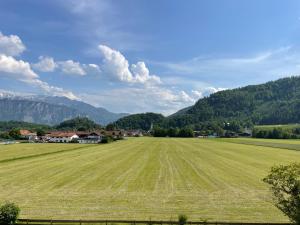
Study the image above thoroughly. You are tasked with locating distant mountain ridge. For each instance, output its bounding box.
[0,94,128,125]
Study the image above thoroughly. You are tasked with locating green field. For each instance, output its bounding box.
[1,138,300,222]
[255,124,300,130]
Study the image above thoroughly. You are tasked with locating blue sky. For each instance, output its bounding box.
[1,0,300,114]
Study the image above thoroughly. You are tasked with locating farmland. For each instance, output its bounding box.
[0,138,300,222]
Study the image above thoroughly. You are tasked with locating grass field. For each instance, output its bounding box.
[255,124,300,131]
[1,138,300,222]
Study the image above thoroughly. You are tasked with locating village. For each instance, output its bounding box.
[0,129,145,144]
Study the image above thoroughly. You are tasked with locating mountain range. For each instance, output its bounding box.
[1,76,300,128]
[0,93,128,125]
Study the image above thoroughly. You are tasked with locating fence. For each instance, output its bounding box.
[16,219,292,225]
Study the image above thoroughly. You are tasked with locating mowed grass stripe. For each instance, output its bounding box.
[171,140,260,189]
[0,138,300,221]
[0,144,90,161]
[0,140,140,189]
[0,144,97,164]
[217,138,300,151]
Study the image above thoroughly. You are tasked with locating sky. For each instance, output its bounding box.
[1,0,300,115]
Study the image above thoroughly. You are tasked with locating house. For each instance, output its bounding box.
[77,131,103,144]
[19,129,38,142]
[47,132,79,143]
[239,127,252,137]
[126,130,143,137]
[105,130,125,138]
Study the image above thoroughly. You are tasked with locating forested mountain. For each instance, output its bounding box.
[115,76,300,130]
[55,117,101,131]
[114,113,164,130]
[0,95,128,125]
[166,76,300,128]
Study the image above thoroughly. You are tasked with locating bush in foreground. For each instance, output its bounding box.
[263,163,300,224]
[178,214,187,225]
[0,202,20,225]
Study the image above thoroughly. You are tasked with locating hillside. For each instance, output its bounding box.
[165,76,300,127]
[0,95,128,125]
[114,76,300,130]
[55,117,102,131]
[114,113,164,130]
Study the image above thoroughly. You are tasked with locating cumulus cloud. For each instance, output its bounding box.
[33,56,101,76]
[0,32,26,56]
[131,62,161,85]
[0,54,78,100]
[98,44,133,82]
[57,60,86,76]
[0,54,38,80]
[98,45,161,85]
[80,86,199,115]
[82,63,101,75]
[191,87,226,99]
[33,56,57,72]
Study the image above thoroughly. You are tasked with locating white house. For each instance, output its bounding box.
[47,132,79,143]
[20,129,38,142]
[78,132,103,144]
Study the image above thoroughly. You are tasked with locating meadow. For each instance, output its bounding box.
[254,124,300,131]
[0,138,300,222]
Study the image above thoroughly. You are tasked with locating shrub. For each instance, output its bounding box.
[0,202,20,225]
[263,163,300,224]
[178,214,187,225]
[101,136,113,143]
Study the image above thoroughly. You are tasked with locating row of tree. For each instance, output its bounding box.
[152,127,194,137]
[252,127,300,139]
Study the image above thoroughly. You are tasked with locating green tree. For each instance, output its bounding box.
[153,127,167,137]
[0,132,11,139]
[178,128,194,137]
[106,123,115,131]
[0,202,20,225]
[168,128,179,137]
[8,129,21,139]
[263,163,300,224]
[36,129,45,137]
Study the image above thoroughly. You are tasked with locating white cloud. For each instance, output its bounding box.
[33,56,101,76]
[33,56,57,72]
[98,45,133,82]
[178,91,195,103]
[57,60,86,76]
[98,45,161,85]
[191,87,226,99]
[0,54,38,80]
[82,63,101,75]
[0,54,78,100]
[0,32,26,56]
[131,62,161,85]
[80,86,200,115]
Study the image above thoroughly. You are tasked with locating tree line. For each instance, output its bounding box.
[252,127,300,139]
